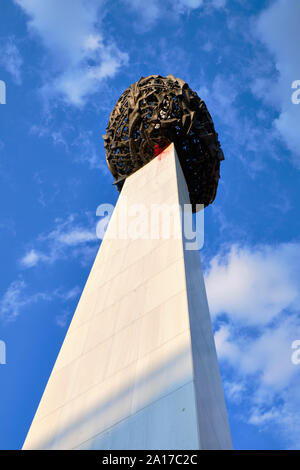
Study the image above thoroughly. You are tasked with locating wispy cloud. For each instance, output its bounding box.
[224,380,246,404]
[198,74,279,174]
[0,278,80,323]
[174,0,226,14]
[72,130,109,171]
[30,124,108,173]
[254,0,300,166]
[20,214,99,269]
[123,0,226,31]
[0,279,46,322]
[0,37,23,84]
[55,310,72,328]
[14,0,128,106]
[20,249,48,268]
[122,0,162,30]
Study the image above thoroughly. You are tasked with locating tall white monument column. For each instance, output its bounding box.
[23,144,232,450]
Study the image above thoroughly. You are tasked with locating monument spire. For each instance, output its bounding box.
[23,75,232,450]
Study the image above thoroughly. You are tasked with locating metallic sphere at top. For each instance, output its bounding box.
[103,74,224,211]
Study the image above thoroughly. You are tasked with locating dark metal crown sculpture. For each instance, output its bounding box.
[103,74,224,211]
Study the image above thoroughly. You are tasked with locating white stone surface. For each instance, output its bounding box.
[23,144,232,450]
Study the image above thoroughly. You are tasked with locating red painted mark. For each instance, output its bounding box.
[154,143,170,161]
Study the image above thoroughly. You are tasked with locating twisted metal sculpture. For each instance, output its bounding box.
[103,74,224,211]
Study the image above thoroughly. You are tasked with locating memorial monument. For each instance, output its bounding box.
[23,75,232,450]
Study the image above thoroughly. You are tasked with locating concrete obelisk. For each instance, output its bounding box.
[23,144,232,450]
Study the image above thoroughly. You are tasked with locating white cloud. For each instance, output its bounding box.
[208,242,300,447]
[175,0,204,11]
[122,0,161,30]
[175,0,226,11]
[45,215,97,246]
[20,249,49,268]
[14,0,128,105]
[56,286,81,301]
[224,380,246,403]
[216,318,300,392]
[198,75,280,173]
[0,278,80,322]
[248,388,300,449]
[216,316,300,449]
[0,279,47,321]
[57,229,96,246]
[255,0,300,165]
[180,0,203,6]
[198,75,239,129]
[242,318,299,390]
[248,407,281,426]
[214,324,240,362]
[55,310,71,328]
[206,243,300,325]
[124,0,226,30]
[20,214,98,269]
[0,38,23,84]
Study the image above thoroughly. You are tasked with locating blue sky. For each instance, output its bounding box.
[0,0,300,450]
